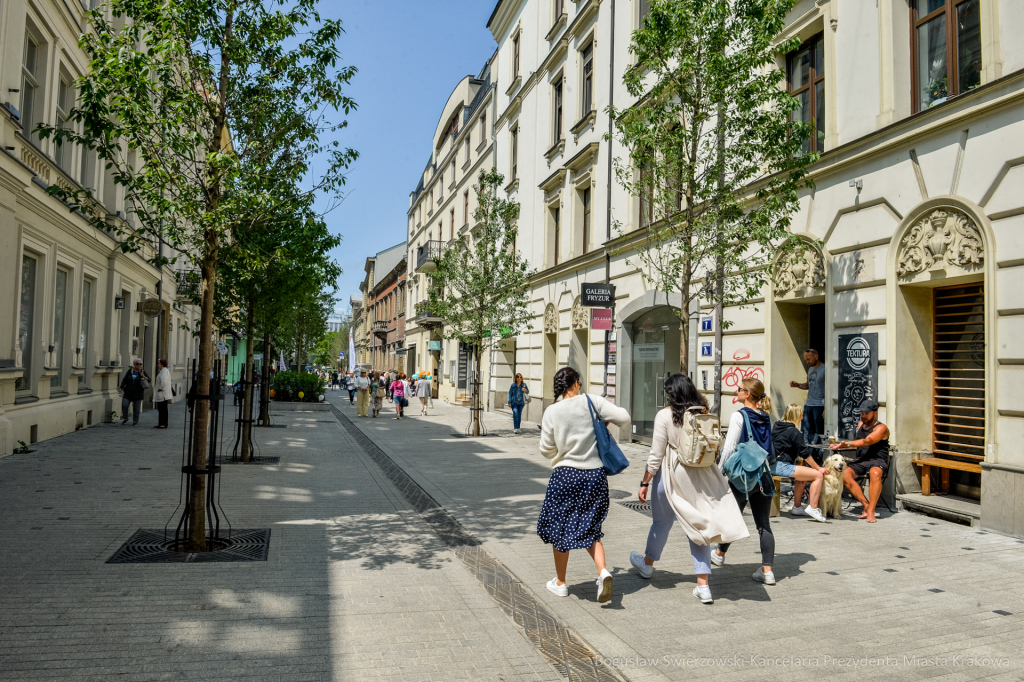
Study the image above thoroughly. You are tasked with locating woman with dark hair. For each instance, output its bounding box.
[629,374,748,604]
[507,373,529,434]
[537,366,631,603]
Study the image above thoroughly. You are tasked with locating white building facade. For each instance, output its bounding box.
[483,0,1024,537]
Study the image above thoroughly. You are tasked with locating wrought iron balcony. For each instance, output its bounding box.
[414,301,444,329]
[416,240,444,273]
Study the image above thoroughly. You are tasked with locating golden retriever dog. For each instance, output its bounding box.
[821,454,846,519]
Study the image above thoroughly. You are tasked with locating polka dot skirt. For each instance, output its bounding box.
[536,466,609,552]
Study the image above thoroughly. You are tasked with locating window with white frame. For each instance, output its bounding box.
[553,79,564,145]
[510,125,519,180]
[581,42,594,117]
[55,75,74,173]
[21,33,42,142]
[16,254,38,393]
[512,33,521,80]
[51,268,70,390]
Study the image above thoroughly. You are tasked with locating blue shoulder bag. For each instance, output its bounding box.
[585,395,630,475]
[721,411,774,497]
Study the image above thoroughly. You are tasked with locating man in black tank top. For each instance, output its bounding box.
[830,400,890,524]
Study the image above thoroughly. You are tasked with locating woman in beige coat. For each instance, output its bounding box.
[629,374,748,604]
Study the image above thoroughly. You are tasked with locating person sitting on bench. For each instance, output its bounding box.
[831,400,889,523]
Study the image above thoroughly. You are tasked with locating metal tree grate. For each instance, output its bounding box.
[107,528,270,563]
[224,457,280,465]
[617,500,653,517]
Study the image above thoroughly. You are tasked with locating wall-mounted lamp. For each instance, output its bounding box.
[849,179,863,190]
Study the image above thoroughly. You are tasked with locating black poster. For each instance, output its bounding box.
[457,343,469,390]
[837,332,879,439]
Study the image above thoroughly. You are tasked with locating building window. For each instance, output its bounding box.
[553,80,563,144]
[450,208,455,239]
[465,139,470,165]
[463,190,469,226]
[81,278,92,362]
[451,159,456,185]
[513,33,521,80]
[638,158,654,227]
[787,33,825,154]
[638,0,651,25]
[581,188,591,254]
[554,0,565,20]
[511,126,519,180]
[581,43,594,115]
[553,207,561,266]
[51,268,69,389]
[21,34,41,142]
[479,113,486,147]
[16,255,37,392]
[912,0,982,112]
[55,76,74,173]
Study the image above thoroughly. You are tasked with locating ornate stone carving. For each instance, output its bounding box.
[897,209,984,278]
[571,297,588,330]
[774,244,826,296]
[543,303,557,334]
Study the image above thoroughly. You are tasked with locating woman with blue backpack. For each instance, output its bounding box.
[537,367,631,603]
[712,377,778,585]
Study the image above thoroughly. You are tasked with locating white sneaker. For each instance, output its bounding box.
[629,551,653,579]
[805,506,828,523]
[710,546,725,567]
[546,577,568,597]
[693,585,713,604]
[596,569,613,603]
[514,428,520,434]
[790,505,808,516]
[752,568,776,585]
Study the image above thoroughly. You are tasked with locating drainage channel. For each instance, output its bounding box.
[329,403,625,682]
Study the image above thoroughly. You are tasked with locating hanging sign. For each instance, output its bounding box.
[141,298,163,317]
[429,340,442,351]
[581,283,615,307]
[837,333,879,439]
[591,308,612,330]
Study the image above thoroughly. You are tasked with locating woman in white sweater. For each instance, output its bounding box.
[629,374,748,604]
[537,367,631,603]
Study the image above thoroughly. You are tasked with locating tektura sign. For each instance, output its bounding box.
[581,283,615,307]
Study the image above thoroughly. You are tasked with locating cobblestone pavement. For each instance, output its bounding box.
[0,400,560,682]
[331,392,1024,682]
[2,393,1023,682]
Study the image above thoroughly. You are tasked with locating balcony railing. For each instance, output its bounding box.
[371,320,389,338]
[414,301,444,329]
[416,240,444,273]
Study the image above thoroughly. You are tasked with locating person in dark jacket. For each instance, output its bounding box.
[118,358,150,426]
[711,378,779,584]
[773,403,828,522]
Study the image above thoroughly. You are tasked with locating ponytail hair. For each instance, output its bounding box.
[552,367,581,401]
[741,377,771,415]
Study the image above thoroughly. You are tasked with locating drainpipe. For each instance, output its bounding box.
[602,0,616,400]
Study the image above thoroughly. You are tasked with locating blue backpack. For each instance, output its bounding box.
[721,411,774,497]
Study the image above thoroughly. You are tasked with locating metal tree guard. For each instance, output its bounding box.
[230,362,262,462]
[166,358,231,549]
[464,372,487,437]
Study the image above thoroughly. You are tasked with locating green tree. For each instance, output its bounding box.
[427,169,535,436]
[40,0,356,549]
[608,0,814,412]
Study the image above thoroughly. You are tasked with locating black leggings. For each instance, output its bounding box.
[718,483,775,566]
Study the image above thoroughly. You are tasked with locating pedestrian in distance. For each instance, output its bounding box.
[630,374,749,605]
[390,373,407,419]
[416,371,431,416]
[537,367,631,603]
[346,372,356,404]
[153,359,172,429]
[118,359,150,426]
[711,377,778,585]
[507,373,530,434]
[354,369,371,417]
[370,372,384,418]
[773,403,828,522]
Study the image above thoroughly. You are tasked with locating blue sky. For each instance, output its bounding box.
[317,1,499,315]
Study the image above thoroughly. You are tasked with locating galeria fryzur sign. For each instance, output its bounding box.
[837,333,879,439]
[581,283,615,307]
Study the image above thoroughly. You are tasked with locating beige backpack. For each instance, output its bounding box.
[668,407,722,468]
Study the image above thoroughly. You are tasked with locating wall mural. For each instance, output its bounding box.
[897,208,984,278]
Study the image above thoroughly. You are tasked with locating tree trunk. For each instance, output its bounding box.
[187,232,219,551]
[241,299,255,461]
[260,329,271,426]
[472,344,481,437]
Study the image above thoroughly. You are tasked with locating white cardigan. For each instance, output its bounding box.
[539,393,631,470]
[153,367,172,403]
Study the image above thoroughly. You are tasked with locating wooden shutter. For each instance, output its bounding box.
[933,283,985,460]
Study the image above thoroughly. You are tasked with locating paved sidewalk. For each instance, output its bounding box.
[334,393,1024,682]
[0,400,560,682]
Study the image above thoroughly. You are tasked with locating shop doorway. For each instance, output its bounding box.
[630,307,681,443]
[770,300,826,413]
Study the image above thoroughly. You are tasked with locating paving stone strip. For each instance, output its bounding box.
[328,402,626,682]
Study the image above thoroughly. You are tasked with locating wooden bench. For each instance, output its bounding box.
[912,457,982,496]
